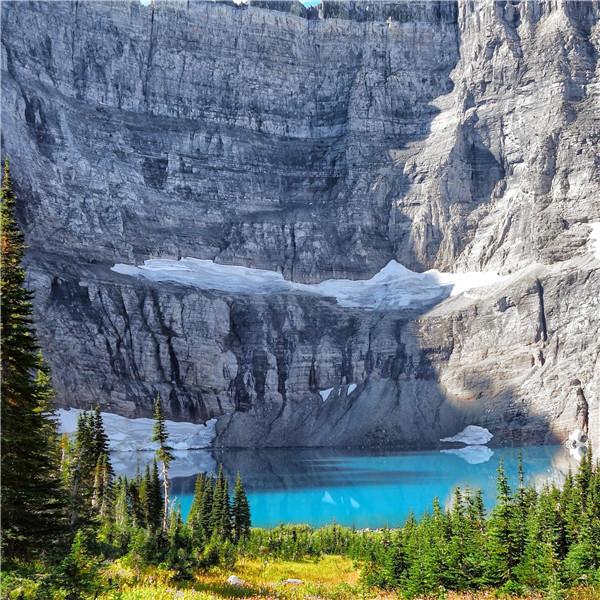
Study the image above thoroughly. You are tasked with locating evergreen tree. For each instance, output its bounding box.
[114,477,131,531]
[563,449,600,582]
[1,157,65,557]
[561,470,580,547]
[152,393,174,532]
[200,475,215,539]
[68,412,98,527]
[510,453,529,564]
[92,406,113,477]
[138,461,162,532]
[166,504,189,571]
[516,486,563,589]
[576,443,593,511]
[232,472,251,542]
[210,466,232,540]
[188,473,208,544]
[128,476,145,529]
[149,460,163,531]
[97,454,114,521]
[485,460,515,584]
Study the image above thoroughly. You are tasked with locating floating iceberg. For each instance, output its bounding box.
[440,425,493,446]
[112,258,509,311]
[57,408,216,452]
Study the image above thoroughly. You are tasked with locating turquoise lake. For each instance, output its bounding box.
[110,444,577,529]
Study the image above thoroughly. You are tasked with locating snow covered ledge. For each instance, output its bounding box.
[57,408,216,452]
[111,258,512,311]
[440,425,493,446]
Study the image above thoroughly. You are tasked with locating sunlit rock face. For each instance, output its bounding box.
[1,1,599,447]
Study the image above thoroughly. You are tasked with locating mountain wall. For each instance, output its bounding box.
[2,0,599,447]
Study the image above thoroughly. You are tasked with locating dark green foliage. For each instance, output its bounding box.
[200,475,216,538]
[54,530,101,599]
[64,409,115,529]
[356,449,600,597]
[232,472,251,542]
[141,461,163,532]
[188,473,208,543]
[210,466,232,541]
[1,159,66,558]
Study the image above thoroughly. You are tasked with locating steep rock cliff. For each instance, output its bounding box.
[1,0,599,447]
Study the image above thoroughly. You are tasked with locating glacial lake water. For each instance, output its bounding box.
[112,444,577,529]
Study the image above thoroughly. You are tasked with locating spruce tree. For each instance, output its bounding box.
[97,454,114,521]
[511,453,529,564]
[139,466,149,528]
[516,486,563,589]
[1,157,65,557]
[149,460,163,531]
[188,473,207,543]
[92,406,113,476]
[210,468,225,538]
[210,466,232,540]
[128,476,145,528]
[485,460,515,584]
[200,475,215,538]
[232,472,251,542]
[69,412,98,527]
[152,393,173,532]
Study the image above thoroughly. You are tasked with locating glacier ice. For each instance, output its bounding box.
[57,408,216,452]
[112,258,510,311]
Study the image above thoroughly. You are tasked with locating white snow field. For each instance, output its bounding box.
[57,408,216,452]
[112,258,509,311]
[440,425,493,446]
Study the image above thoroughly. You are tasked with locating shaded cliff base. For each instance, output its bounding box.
[27,235,599,449]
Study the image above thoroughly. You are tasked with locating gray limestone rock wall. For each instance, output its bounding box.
[2,0,599,447]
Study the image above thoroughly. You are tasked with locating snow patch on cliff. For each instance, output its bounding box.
[112,258,509,311]
[57,408,216,452]
[588,222,600,261]
[440,425,493,445]
[319,388,334,402]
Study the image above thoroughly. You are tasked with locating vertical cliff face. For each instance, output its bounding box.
[1,0,460,281]
[1,1,599,447]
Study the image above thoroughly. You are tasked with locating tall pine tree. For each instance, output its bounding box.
[188,473,208,544]
[152,393,173,533]
[1,159,65,557]
[232,472,251,542]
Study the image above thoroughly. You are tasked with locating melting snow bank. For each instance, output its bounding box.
[441,446,494,465]
[441,425,493,446]
[57,408,216,452]
[112,258,510,311]
[319,388,334,402]
[319,383,358,402]
[588,222,600,261]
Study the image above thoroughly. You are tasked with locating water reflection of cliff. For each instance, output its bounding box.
[112,445,580,511]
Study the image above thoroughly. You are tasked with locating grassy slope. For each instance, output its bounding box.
[96,556,598,600]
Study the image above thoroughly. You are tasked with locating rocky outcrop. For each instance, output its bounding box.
[1,1,599,447]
